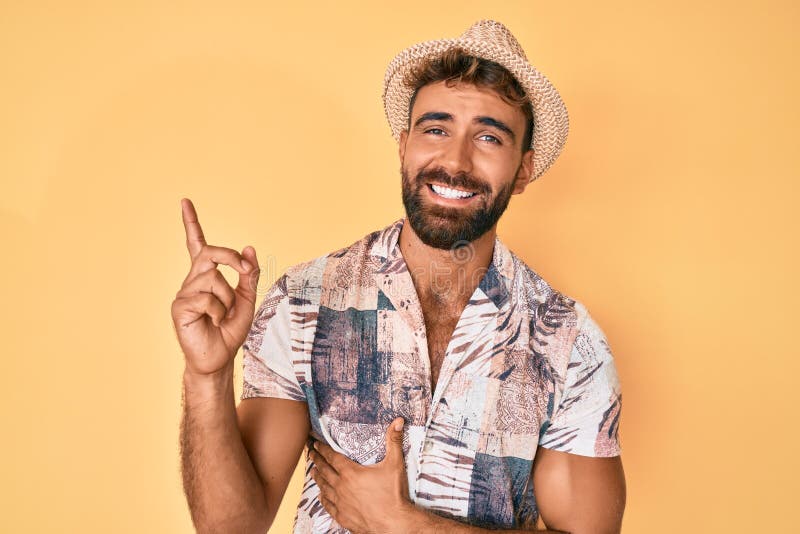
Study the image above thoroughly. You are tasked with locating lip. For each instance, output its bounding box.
[425,183,480,205]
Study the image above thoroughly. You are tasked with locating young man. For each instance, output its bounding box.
[173,20,625,533]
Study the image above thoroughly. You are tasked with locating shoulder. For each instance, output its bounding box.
[501,243,611,375]
[276,222,395,294]
[502,244,589,327]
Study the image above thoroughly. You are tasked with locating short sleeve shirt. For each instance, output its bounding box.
[241,218,623,533]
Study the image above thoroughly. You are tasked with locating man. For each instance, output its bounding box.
[173,20,625,533]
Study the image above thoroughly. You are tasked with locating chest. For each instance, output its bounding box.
[420,302,463,391]
[307,278,552,438]
[305,299,547,527]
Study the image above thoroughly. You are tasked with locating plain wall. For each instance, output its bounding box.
[1,1,797,531]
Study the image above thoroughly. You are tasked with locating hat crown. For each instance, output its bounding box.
[460,20,527,60]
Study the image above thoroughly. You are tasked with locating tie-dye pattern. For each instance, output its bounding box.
[241,218,622,532]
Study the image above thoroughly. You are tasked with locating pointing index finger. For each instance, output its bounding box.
[181,198,207,258]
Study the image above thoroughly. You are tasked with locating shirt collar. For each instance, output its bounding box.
[370,217,515,311]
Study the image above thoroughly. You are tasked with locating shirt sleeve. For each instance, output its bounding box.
[538,308,622,457]
[240,273,307,403]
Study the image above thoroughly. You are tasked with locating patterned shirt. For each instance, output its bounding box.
[241,217,622,532]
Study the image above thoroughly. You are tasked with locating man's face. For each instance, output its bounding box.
[399,80,534,250]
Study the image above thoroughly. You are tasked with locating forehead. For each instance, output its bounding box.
[411,81,526,131]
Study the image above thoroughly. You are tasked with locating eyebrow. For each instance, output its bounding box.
[414,111,452,127]
[413,111,517,143]
[477,116,516,144]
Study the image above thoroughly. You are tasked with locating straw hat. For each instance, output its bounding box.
[382,19,569,183]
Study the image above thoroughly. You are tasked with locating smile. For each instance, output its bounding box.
[428,183,477,200]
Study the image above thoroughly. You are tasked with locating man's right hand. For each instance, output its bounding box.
[171,198,261,377]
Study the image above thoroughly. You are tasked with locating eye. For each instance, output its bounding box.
[424,128,447,136]
[479,134,501,144]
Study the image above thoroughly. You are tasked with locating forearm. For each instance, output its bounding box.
[180,360,268,533]
[401,505,568,534]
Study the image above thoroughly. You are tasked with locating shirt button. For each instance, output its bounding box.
[423,441,433,453]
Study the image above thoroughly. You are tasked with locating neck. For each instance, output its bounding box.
[398,218,496,307]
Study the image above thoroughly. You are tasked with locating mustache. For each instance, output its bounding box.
[414,167,491,195]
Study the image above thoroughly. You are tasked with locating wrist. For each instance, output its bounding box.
[182,361,235,400]
[394,501,429,534]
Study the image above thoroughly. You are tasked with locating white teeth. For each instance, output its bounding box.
[431,184,476,199]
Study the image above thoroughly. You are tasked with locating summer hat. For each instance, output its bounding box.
[382,19,569,183]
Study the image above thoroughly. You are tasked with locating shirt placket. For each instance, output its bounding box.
[374,225,511,511]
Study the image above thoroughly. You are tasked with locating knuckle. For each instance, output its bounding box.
[198,267,216,281]
[339,469,352,484]
[212,268,229,287]
[204,245,243,266]
[194,268,223,292]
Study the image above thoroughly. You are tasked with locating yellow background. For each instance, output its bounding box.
[1,1,796,532]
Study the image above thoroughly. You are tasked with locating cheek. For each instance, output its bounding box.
[404,138,441,161]
[476,156,521,184]
[470,163,502,185]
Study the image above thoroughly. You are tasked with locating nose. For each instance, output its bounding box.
[438,133,473,178]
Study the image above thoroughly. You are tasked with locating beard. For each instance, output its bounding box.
[401,164,517,250]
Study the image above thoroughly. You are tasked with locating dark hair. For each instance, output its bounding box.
[404,48,534,153]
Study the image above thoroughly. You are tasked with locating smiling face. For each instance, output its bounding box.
[399,80,534,250]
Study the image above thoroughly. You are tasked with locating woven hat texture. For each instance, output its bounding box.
[383,20,569,182]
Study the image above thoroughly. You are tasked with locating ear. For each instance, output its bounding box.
[512,149,535,194]
[399,129,408,162]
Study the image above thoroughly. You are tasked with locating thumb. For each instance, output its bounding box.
[384,417,405,465]
[236,245,260,299]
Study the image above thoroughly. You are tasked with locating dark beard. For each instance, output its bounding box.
[401,165,516,250]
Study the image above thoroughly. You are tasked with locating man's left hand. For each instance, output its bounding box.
[310,417,415,534]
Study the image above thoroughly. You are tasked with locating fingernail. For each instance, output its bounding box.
[395,418,404,431]
[242,260,253,272]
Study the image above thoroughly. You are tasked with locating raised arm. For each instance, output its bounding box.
[173,198,308,532]
[181,364,310,532]
[237,396,310,528]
